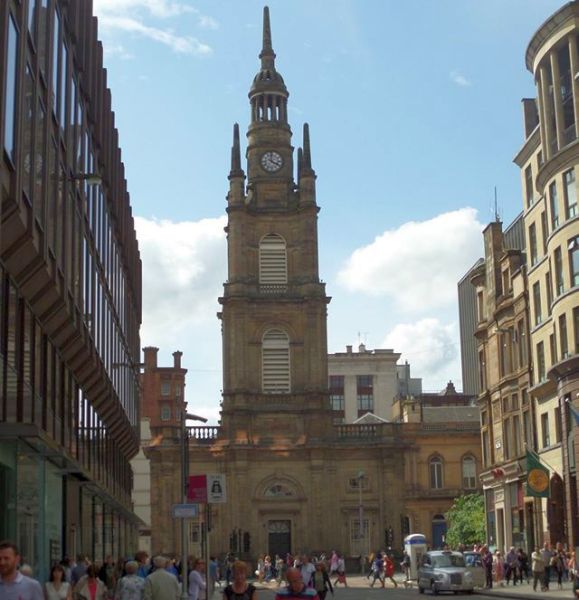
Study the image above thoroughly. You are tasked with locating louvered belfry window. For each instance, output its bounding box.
[262,329,290,393]
[259,234,287,287]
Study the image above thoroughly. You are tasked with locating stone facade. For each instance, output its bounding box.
[146,7,481,561]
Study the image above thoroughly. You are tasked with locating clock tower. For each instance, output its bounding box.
[219,6,333,443]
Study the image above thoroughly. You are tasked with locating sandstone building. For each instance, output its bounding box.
[146,7,481,560]
[462,1,579,552]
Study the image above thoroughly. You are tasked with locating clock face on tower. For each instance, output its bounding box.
[260,151,283,172]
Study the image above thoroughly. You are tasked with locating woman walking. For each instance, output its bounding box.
[74,565,108,600]
[312,562,333,600]
[223,561,257,600]
[45,564,73,600]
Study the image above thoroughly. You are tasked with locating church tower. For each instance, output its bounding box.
[219,6,333,443]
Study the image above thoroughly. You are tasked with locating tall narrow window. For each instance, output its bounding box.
[3,14,19,160]
[529,223,538,266]
[477,291,485,323]
[525,166,534,207]
[574,307,579,354]
[356,375,374,412]
[540,212,548,254]
[262,329,290,393]
[533,282,542,326]
[513,415,521,456]
[51,11,60,115]
[462,456,476,489]
[537,342,546,382]
[554,247,564,295]
[259,234,287,287]
[541,412,550,448]
[559,314,568,359]
[329,375,345,411]
[429,456,444,489]
[545,272,553,315]
[564,168,577,219]
[550,182,560,230]
[478,349,486,389]
[569,237,579,288]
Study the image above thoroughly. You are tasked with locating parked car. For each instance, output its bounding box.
[462,551,485,588]
[417,551,474,595]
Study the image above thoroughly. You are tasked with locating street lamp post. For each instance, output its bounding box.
[358,470,365,573]
[181,411,207,600]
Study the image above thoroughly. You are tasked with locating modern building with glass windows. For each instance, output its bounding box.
[0,0,142,579]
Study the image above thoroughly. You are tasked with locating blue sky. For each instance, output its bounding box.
[93,0,563,421]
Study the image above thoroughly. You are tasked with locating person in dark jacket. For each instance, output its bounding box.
[311,562,333,600]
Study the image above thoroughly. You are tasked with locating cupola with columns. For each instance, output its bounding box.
[219,6,332,443]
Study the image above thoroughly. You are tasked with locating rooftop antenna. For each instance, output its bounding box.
[493,186,501,223]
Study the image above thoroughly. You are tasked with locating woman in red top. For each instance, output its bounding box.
[74,565,108,600]
[383,555,398,588]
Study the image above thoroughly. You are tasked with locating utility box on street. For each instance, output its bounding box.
[404,533,427,580]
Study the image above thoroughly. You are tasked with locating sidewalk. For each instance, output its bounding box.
[475,581,574,600]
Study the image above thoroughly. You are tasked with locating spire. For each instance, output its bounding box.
[259,6,275,70]
[303,123,312,170]
[230,123,242,174]
[297,147,303,184]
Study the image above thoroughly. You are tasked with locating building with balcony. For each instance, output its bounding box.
[0,0,142,578]
[517,1,579,547]
[461,1,579,552]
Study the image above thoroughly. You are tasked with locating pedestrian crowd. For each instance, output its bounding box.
[0,540,353,600]
[475,540,573,591]
[3,535,577,600]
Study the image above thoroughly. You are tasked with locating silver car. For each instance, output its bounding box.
[418,551,474,595]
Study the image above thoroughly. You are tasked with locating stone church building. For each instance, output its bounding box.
[145,8,481,560]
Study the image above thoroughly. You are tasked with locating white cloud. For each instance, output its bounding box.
[336,208,483,313]
[102,42,134,60]
[198,15,219,30]
[99,16,212,55]
[94,0,215,56]
[450,70,472,87]
[382,318,461,391]
[94,0,193,19]
[135,215,227,350]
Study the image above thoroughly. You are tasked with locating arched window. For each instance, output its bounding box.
[262,329,290,393]
[264,483,295,497]
[259,234,287,287]
[429,456,444,489]
[462,455,476,489]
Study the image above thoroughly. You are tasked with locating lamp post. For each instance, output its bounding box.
[181,411,207,600]
[358,470,365,572]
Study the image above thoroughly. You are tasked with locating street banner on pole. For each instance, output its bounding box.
[188,474,207,502]
[525,450,550,498]
[207,474,227,503]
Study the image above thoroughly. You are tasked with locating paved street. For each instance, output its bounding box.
[212,576,418,600]
[210,576,575,600]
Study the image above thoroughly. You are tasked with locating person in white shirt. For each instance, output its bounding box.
[188,558,206,600]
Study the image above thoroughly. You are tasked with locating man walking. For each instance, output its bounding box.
[540,542,553,591]
[143,556,180,600]
[0,541,43,600]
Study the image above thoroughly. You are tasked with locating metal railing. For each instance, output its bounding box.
[187,425,220,441]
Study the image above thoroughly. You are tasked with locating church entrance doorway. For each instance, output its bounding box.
[268,520,291,557]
